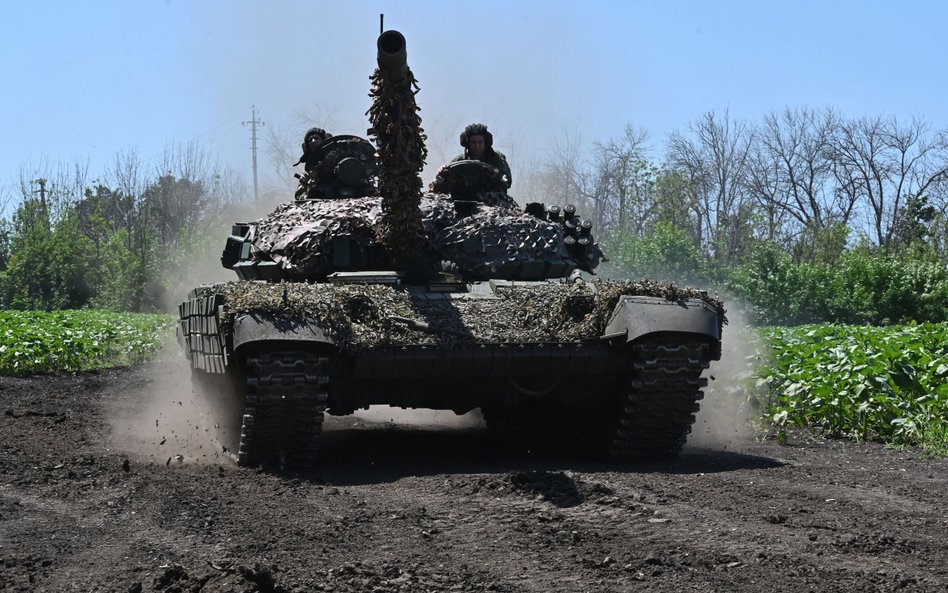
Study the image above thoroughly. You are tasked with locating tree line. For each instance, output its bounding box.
[515,107,948,324]
[0,144,254,312]
[519,107,948,263]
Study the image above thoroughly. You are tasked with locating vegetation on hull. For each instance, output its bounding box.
[192,278,725,350]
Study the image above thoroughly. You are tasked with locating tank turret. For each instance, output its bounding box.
[225,28,608,283]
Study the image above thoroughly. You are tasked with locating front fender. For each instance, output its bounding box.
[603,295,721,350]
[232,312,336,352]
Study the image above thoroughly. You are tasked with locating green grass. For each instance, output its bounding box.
[0,310,175,376]
[757,323,948,456]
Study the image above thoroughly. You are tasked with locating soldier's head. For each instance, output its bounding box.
[304,127,331,152]
[460,123,493,160]
[295,127,332,166]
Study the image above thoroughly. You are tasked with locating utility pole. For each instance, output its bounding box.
[30,178,50,231]
[31,178,48,208]
[242,105,265,203]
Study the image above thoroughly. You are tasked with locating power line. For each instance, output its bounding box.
[242,105,265,203]
[192,109,248,141]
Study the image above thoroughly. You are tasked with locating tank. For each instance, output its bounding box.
[177,30,725,468]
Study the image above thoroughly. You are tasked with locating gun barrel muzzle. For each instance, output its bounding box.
[377,30,408,82]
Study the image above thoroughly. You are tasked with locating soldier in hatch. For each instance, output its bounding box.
[293,127,332,200]
[294,127,333,172]
[451,123,512,189]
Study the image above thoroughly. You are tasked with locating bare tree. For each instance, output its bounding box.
[536,127,588,210]
[666,110,756,262]
[150,141,218,245]
[15,157,90,226]
[590,124,655,237]
[106,147,146,242]
[210,164,253,207]
[156,140,213,185]
[831,115,948,246]
[0,183,12,221]
[747,107,846,243]
[265,106,348,198]
[264,122,303,195]
[744,137,786,242]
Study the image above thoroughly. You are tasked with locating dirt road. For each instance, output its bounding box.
[1,364,946,592]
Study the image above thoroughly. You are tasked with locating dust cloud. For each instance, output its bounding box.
[106,340,238,466]
[158,198,280,315]
[104,345,485,466]
[686,304,761,451]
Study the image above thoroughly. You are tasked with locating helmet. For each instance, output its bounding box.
[304,127,331,144]
[459,123,493,149]
[294,127,332,165]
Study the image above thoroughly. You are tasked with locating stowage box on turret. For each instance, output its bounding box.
[177,30,725,468]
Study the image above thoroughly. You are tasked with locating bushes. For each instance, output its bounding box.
[603,222,704,283]
[726,244,948,325]
[604,229,948,326]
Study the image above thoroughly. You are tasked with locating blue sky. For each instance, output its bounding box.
[2,0,946,209]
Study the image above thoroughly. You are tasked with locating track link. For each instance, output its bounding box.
[608,338,712,458]
[237,350,329,469]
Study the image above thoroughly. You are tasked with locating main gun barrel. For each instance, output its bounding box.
[377,30,408,82]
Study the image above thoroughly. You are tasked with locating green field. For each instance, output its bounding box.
[0,310,175,375]
[757,323,948,456]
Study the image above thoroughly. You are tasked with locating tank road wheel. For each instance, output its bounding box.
[237,349,330,469]
[607,338,713,459]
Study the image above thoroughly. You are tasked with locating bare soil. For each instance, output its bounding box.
[1,365,946,593]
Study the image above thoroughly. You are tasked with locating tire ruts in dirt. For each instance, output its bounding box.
[608,338,712,457]
[237,350,329,468]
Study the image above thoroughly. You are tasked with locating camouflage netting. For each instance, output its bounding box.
[247,194,599,279]
[247,197,391,275]
[430,205,567,277]
[194,279,726,350]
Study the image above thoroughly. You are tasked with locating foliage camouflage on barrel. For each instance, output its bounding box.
[367,31,427,267]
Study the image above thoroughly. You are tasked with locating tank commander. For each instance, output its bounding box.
[451,123,512,188]
[293,127,333,172]
[293,127,332,200]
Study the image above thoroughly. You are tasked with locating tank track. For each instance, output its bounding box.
[237,349,329,469]
[608,338,712,458]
